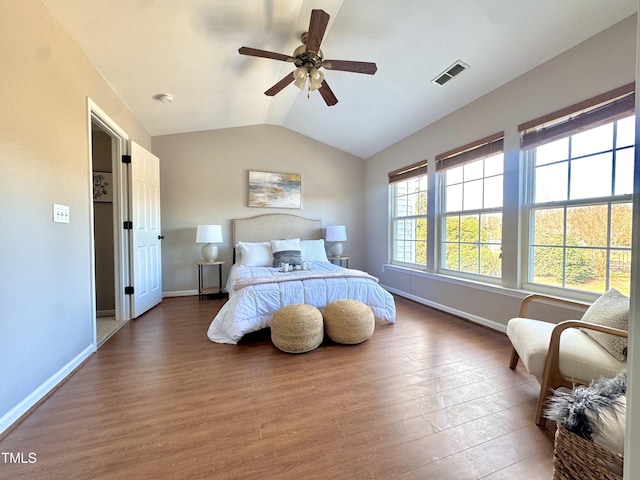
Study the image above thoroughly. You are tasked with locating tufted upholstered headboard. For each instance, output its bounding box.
[232,214,322,263]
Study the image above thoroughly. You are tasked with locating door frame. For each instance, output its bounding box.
[87,98,131,346]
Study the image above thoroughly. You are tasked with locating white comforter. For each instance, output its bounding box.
[207,262,396,344]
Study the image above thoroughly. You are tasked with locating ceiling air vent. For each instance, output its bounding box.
[432,60,469,86]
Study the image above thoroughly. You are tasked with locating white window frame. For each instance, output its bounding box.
[439,156,504,281]
[436,133,504,283]
[390,174,429,269]
[522,115,634,298]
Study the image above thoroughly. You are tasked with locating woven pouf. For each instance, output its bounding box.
[270,304,324,353]
[323,299,375,344]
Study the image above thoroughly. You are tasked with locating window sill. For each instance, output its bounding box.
[382,263,592,306]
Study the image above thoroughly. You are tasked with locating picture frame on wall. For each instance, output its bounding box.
[248,170,301,209]
[93,171,113,203]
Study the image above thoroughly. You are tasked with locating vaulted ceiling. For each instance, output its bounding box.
[41,0,637,158]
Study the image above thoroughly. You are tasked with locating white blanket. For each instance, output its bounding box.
[207,262,396,344]
[232,267,380,290]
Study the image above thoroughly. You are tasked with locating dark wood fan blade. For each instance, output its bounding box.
[264,72,295,96]
[323,59,377,75]
[238,47,294,62]
[305,9,330,54]
[318,80,338,106]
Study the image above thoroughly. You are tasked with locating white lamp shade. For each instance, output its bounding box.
[325,225,347,242]
[196,225,223,244]
[196,225,223,262]
[326,225,347,257]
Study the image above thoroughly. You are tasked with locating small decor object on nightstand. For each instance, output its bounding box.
[325,225,347,257]
[196,225,223,262]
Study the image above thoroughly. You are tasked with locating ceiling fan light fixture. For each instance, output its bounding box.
[308,68,324,91]
[238,9,376,106]
[294,66,308,89]
[294,66,307,79]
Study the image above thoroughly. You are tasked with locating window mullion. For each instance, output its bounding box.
[606,203,612,289]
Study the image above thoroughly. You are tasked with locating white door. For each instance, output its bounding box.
[130,141,163,317]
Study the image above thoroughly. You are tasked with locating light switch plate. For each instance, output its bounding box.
[53,203,70,223]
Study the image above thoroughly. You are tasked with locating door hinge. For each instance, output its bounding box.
[123,221,133,230]
[122,154,131,164]
[125,286,134,295]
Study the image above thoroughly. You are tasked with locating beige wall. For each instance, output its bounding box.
[0,0,150,430]
[364,15,638,329]
[152,124,364,295]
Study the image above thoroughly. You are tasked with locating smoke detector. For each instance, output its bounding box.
[155,93,173,103]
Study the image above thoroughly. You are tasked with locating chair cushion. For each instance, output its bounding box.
[506,317,625,383]
[580,288,628,361]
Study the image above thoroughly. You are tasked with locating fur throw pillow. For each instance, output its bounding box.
[545,371,626,446]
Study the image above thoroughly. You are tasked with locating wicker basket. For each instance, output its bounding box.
[553,425,623,480]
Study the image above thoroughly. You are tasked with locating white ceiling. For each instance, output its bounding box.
[41,0,637,158]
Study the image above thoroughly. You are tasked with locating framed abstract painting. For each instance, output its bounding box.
[248,171,301,209]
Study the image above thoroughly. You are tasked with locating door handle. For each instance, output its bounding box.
[158,235,165,240]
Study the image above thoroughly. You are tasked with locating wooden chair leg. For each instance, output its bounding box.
[509,347,520,370]
[534,388,548,427]
[534,367,556,426]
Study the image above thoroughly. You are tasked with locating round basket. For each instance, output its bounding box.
[270,304,324,353]
[553,425,623,480]
[323,299,374,344]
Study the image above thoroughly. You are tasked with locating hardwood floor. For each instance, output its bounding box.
[0,295,555,479]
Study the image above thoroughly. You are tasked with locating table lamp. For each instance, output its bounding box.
[325,225,347,257]
[196,225,223,262]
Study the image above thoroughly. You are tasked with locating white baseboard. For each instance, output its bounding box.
[381,284,507,334]
[163,290,198,298]
[97,309,115,318]
[0,344,95,436]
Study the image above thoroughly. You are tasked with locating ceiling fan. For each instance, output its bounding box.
[238,9,377,106]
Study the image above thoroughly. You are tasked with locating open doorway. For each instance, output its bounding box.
[88,99,163,347]
[89,99,131,347]
[91,122,125,345]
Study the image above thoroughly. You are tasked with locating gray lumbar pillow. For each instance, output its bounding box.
[581,288,629,361]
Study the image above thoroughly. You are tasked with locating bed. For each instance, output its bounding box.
[207,214,396,344]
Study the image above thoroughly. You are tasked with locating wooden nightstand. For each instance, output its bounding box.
[328,256,349,268]
[195,260,227,300]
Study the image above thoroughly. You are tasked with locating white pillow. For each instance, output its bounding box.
[581,288,629,361]
[236,241,272,267]
[270,238,300,253]
[270,238,302,267]
[300,239,329,263]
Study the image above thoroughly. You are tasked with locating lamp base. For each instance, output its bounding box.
[330,242,344,257]
[201,243,219,262]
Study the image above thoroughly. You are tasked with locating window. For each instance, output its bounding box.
[521,85,634,296]
[389,161,428,268]
[437,133,504,279]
